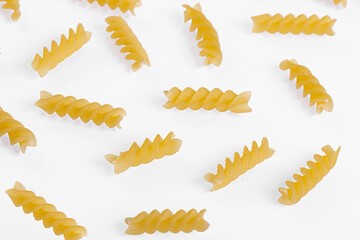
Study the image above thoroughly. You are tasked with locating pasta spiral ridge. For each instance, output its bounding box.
[106,15,150,71]
[333,0,346,7]
[0,0,20,21]
[31,23,92,77]
[205,137,275,191]
[251,14,336,36]
[183,3,222,66]
[164,87,252,113]
[35,91,126,128]
[125,209,209,235]
[85,0,141,15]
[278,145,341,205]
[6,182,87,240]
[106,132,182,174]
[280,59,333,114]
[0,107,36,153]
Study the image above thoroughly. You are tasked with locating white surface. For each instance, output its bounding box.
[0,0,358,239]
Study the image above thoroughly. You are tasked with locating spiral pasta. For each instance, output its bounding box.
[106,132,182,174]
[0,0,20,21]
[163,87,252,113]
[85,0,141,15]
[31,23,91,77]
[251,14,336,36]
[125,209,209,235]
[0,107,36,153]
[333,0,346,7]
[183,3,222,66]
[205,137,275,191]
[6,182,87,240]
[280,59,333,114]
[278,145,341,205]
[105,15,150,71]
[35,91,126,128]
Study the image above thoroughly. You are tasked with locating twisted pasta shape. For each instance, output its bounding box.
[0,107,36,153]
[333,0,346,7]
[106,132,182,174]
[163,87,252,113]
[31,24,92,77]
[106,15,150,71]
[278,145,341,205]
[183,3,222,66]
[35,91,126,128]
[205,137,275,191]
[280,59,333,114]
[6,182,87,240]
[0,0,20,21]
[251,14,336,36]
[85,0,141,15]
[125,209,209,235]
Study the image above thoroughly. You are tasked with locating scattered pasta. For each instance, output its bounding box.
[251,14,336,36]
[333,0,346,7]
[125,209,209,235]
[85,0,141,15]
[280,59,333,114]
[205,137,275,191]
[0,0,20,21]
[35,91,126,128]
[183,3,222,66]
[278,145,341,205]
[163,87,252,113]
[0,106,36,153]
[31,23,91,77]
[106,132,182,174]
[6,182,87,240]
[105,15,150,71]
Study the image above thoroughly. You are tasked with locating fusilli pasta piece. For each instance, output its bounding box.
[183,3,222,66]
[251,14,336,36]
[333,0,346,7]
[280,59,333,114]
[105,15,150,71]
[205,137,275,191]
[0,106,36,153]
[278,145,341,205]
[31,24,92,77]
[35,91,126,128]
[163,87,252,113]
[125,209,209,235]
[106,132,182,174]
[0,0,20,21]
[6,182,87,240]
[85,0,141,15]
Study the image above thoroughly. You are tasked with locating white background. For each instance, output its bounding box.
[0,0,359,239]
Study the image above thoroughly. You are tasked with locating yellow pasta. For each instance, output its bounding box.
[35,91,126,128]
[31,24,91,77]
[0,107,36,153]
[85,0,141,15]
[0,0,20,21]
[251,14,336,36]
[205,137,275,191]
[6,182,87,240]
[183,3,222,66]
[105,15,150,71]
[125,209,209,235]
[333,0,346,7]
[106,132,182,174]
[163,87,252,113]
[278,145,341,205]
[280,59,333,114]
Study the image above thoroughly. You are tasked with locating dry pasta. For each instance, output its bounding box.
[0,0,20,21]
[85,0,141,15]
[333,0,346,7]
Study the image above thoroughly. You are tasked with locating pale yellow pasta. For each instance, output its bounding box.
[125,209,209,235]
[31,24,91,77]
[333,0,346,7]
[106,132,182,174]
[0,0,20,21]
[85,0,141,15]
